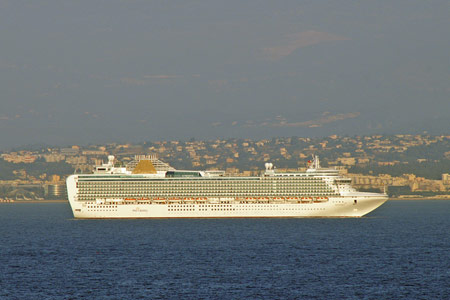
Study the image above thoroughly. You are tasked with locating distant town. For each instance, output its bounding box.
[1,134,450,201]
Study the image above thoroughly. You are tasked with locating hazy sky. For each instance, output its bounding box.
[1,0,449,148]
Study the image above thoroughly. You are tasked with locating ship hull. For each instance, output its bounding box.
[68,196,388,219]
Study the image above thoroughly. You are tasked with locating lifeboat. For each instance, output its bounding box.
[313,197,324,203]
[301,197,312,203]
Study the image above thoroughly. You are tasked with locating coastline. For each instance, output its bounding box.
[4,197,450,204]
[3,198,450,203]
[0,199,68,203]
[389,196,450,201]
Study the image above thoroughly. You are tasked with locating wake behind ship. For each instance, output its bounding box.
[66,155,388,218]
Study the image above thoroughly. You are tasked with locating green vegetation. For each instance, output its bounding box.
[0,185,45,200]
[0,159,74,180]
[1,135,450,193]
[349,160,450,180]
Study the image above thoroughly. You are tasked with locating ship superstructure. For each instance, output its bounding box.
[66,155,388,218]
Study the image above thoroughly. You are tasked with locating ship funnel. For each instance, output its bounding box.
[307,155,321,170]
[314,155,320,169]
[265,163,274,171]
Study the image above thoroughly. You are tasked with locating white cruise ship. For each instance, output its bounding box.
[66,155,388,218]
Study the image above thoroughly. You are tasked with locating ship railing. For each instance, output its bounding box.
[93,195,330,206]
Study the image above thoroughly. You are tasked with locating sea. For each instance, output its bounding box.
[0,201,449,300]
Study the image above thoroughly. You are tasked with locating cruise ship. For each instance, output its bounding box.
[66,155,388,218]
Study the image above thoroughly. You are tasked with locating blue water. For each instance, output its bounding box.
[0,201,449,299]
